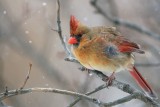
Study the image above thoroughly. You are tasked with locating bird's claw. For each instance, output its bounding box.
[107,74,115,87]
[102,72,115,87]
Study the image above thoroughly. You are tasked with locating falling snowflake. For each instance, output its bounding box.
[89,72,93,76]
[24,22,27,25]
[83,17,88,22]
[25,30,29,34]
[45,84,49,86]
[29,40,32,44]
[42,76,45,79]
[3,10,7,14]
[42,2,47,6]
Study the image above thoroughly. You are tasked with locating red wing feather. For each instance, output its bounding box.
[118,40,144,54]
[120,40,140,49]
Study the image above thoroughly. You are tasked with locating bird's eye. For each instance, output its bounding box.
[75,34,82,42]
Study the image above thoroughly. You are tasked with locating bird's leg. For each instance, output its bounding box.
[107,72,115,86]
[94,70,115,87]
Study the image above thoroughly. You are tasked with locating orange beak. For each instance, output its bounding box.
[68,37,78,44]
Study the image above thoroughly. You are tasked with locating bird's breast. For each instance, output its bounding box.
[71,41,134,73]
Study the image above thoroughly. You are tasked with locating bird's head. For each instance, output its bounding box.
[68,15,90,45]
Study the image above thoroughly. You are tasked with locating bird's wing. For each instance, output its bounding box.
[115,36,145,54]
[92,27,145,54]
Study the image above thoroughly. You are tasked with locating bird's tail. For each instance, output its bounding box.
[129,67,157,99]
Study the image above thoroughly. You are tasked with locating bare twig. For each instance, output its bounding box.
[4,87,8,96]
[0,87,159,107]
[0,88,105,106]
[90,0,160,40]
[56,0,71,56]
[20,63,32,89]
[67,84,107,107]
[104,93,140,106]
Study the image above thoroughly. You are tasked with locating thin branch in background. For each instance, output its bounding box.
[67,84,107,107]
[4,87,8,96]
[20,63,32,89]
[135,63,160,67]
[90,0,160,41]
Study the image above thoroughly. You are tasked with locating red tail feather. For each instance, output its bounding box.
[129,67,157,99]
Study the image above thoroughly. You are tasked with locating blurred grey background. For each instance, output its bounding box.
[0,0,160,107]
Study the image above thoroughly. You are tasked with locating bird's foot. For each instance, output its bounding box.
[107,72,115,86]
[102,72,115,87]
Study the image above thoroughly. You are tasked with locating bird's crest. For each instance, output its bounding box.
[70,15,79,35]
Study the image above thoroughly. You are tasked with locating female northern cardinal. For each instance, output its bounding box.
[68,15,157,99]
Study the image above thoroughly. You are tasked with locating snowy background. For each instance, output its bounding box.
[0,0,160,107]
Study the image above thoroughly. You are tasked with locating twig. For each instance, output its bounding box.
[4,87,8,96]
[56,0,71,56]
[0,87,105,106]
[0,87,159,107]
[67,84,107,107]
[91,70,160,107]
[104,93,139,106]
[90,0,160,40]
[20,63,32,89]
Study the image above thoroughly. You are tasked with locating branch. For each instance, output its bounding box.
[0,87,159,107]
[91,70,160,107]
[20,63,32,89]
[90,0,160,40]
[104,94,140,106]
[0,88,106,106]
[67,84,107,107]
[56,0,71,56]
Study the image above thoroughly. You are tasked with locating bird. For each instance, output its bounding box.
[68,15,157,99]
